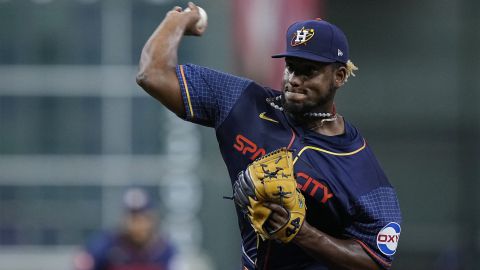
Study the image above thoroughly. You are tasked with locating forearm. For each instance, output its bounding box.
[137,12,188,82]
[293,222,381,270]
[136,4,203,115]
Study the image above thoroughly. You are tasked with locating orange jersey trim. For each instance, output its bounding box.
[179,65,194,118]
[287,129,296,150]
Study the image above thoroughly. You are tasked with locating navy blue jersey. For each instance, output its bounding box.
[77,231,176,270]
[176,64,402,270]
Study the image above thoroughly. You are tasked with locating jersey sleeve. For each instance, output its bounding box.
[176,64,252,128]
[344,186,402,269]
[81,232,113,270]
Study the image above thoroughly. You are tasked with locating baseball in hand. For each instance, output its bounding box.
[184,6,208,31]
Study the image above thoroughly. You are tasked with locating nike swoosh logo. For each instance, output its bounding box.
[259,112,279,123]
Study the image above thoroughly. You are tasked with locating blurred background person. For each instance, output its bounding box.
[73,187,177,270]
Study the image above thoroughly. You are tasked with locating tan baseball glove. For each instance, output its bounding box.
[233,148,306,243]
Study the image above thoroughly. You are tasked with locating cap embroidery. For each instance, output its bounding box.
[291,27,315,46]
[337,49,344,56]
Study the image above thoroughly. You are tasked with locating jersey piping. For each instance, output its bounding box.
[293,138,367,164]
[179,65,194,117]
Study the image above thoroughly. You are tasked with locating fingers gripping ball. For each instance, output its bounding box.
[233,148,306,243]
[184,6,208,32]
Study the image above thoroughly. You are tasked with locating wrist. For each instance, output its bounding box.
[162,13,190,34]
[293,220,311,243]
[163,9,201,36]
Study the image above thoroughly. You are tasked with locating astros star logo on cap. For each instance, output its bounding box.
[291,27,315,46]
[272,19,350,64]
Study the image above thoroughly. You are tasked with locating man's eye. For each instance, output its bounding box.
[304,69,314,76]
[286,64,315,77]
[298,69,313,77]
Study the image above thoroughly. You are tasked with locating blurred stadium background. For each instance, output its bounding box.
[0,0,479,269]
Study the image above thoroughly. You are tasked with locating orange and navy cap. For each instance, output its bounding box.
[272,19,349,64]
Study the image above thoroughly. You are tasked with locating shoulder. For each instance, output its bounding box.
[306,119,394,199]
[241,82,281,101]
[85,231,117,254]
[178,63,282,101]
[341,118,361,141]
[220,81,281,116]
[149,235,177,260]
[179,64,252,86]
[341,119,391,187]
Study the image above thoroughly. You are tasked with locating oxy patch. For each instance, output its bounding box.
[377,222,401,256]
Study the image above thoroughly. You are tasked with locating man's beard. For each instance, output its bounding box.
[282,94,313,116]
[281,87,336,121]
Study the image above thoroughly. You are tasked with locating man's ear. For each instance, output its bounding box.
[334,66,347,88]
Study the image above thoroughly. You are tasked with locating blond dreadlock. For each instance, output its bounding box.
[345,60,358,82]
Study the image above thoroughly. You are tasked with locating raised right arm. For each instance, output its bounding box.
[136,2,205,117]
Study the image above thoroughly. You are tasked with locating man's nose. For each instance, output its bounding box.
[288,72,304,87]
